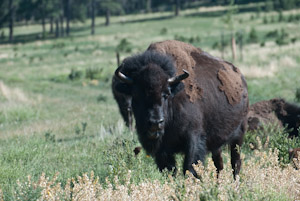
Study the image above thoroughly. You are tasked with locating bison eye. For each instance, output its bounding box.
[163,93,169,99]
[162,90,170,99]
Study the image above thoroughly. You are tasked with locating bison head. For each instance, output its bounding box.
[115,63,189,140]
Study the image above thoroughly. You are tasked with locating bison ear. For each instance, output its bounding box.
[170,82,185,96]
[115,83,132,95]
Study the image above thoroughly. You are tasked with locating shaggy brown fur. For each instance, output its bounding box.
[147,40,244,105]
[218,62,244,105]
[247,98,300,137]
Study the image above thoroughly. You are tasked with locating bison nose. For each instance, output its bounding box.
[149,118,164,130]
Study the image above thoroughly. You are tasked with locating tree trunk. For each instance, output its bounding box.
[105,9,110,26]
[231,33,236,61]
[42,17,46,38]
[91,0,95,35]
[55,18,60,38]
[9,0,14,42]
[41,0,46,39]
[50,17,53,34]
[60,15,64,37]
[146,0,152,13]
[66,0,70,36]
[175,0,180,16]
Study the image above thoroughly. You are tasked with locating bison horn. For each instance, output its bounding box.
[168,69,189,85]
[115,65,133,84]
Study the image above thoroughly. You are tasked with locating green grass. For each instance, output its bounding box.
[1,4,300,200]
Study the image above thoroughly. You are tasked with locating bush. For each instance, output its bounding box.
[275,29,289,46]
[265,30,278,38]
[68,69,83,81]
[116,39,132,53]
[263,16,268,24]
[85,67,103,80]
[244,125,300,164]
[248,27,258,43]
[160,27,168,35]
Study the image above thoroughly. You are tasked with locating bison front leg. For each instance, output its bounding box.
[183,136,206,178]
[212,148,224,176]
[155,151,176,175]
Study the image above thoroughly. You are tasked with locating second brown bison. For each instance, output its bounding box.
[247,98,300,137]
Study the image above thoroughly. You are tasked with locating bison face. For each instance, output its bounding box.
[115,64,189,140]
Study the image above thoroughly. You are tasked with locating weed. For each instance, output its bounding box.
[97,94,107,102]
[160,27,168,35]
[116,39,132,53]
[248,27,258,43]
[75,122,88,135]
[45,131,55,143]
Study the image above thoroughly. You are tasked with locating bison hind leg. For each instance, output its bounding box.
[230,120,246,179]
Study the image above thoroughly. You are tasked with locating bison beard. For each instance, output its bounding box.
[113,40,249,178]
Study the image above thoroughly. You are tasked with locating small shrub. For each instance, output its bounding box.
[116,39,132,53]
[160,27,168,35]
[244,125,300,164]
[68,69,83,81]
[75,122,88,135]
[44,130,55,143]
[275,29,289,46]
[265,30,278,38]
[260,41,265,47]
[248,27,258,43]
[288,14,294,22]
[263,16,268,24]
[97,94,107,102]
[212,41,221,49]
[291,37,297,44]
[85,67,103,80]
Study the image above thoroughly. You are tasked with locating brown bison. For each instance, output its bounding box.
[113,40,249,178]
[247,98,300,137]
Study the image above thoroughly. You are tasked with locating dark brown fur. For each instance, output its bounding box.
[114,40,249,178]
[247,98,300,137]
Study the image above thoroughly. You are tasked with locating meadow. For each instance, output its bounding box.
[0,4,300,200]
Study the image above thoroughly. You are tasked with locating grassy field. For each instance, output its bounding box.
[0,4,300,200]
